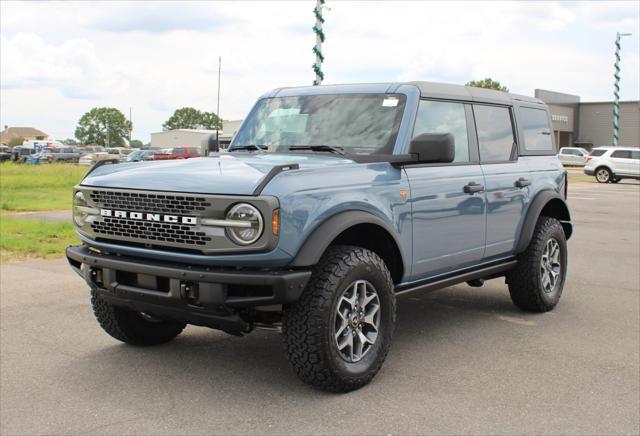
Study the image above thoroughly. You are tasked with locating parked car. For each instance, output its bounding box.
[126,150,157,162]
[557,147,589,166]
[106,148,134,162]
[79,152,112,166]
[67,81,573,392]
[79,146,106,155]
[36,147,81,163]
[153,147,201,160]
[0,145,11,162]
[584,147,640,183]
[11,146,37,163]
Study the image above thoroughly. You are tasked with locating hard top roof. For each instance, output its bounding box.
[269,81,545,106]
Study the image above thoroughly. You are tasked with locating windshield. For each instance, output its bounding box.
[232,93,407,155]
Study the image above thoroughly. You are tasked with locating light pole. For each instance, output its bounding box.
[612,32,632,146]
[312,0,327,85]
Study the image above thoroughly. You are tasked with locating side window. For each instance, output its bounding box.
[473,105,515,162]
[173,148,184,154]
[413,100,469,162]
[631,150,640,160]
[519,107,553,152]
[611,150,631,159]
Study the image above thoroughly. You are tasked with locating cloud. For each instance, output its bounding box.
[1,1,638,141]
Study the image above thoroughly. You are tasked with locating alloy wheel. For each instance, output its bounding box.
[334,280,381,363]
[540,238,562,293]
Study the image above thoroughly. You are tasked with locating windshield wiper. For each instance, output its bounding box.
[288,145,346,155]
[229,144,268,152]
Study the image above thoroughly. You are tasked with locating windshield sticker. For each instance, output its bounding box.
[382,97,399,107]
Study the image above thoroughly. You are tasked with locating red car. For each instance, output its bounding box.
[153,147,202,160]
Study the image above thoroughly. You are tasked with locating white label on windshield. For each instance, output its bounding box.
[382,97,399,107]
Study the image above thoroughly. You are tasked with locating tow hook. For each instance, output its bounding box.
[180,281,199,304]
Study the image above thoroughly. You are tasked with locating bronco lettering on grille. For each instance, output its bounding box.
[100,209,197,225]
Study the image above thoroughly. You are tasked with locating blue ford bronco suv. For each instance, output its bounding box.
[67,82,572,392]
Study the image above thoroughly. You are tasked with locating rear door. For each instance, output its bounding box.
[610,149,634,175]
[405,100,486,278]
[474,104,530,259]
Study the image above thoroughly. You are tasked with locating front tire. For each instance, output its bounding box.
[282,246,396,392]
[507,217,568,313]
[90,289,186,346]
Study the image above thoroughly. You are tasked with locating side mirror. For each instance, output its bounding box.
[202,133,220,154]
[409,133,455,163]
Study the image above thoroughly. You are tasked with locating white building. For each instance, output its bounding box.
[149,120,244,151]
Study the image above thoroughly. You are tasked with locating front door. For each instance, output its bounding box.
[405,100,486,279]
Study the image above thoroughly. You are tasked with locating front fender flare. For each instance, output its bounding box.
[515,190,572,253]
[289,210,404,267]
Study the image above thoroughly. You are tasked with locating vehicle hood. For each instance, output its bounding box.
[81,153,356,195]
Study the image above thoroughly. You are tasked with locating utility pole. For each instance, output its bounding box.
[106,122,110,148]
[312,0,327,85]
[216,56,221,149]
[129,107,132,144]
[612,32,632,146]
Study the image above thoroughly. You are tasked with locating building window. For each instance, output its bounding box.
[473,105,515,162]
[520,107,553,152]
[413,100,470,162]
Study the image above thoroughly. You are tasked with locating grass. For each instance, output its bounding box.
[0,162,88,211]
[0,217,78,262]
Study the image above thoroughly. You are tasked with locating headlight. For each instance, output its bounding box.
[225,203,264,245]
[73,191,88,226]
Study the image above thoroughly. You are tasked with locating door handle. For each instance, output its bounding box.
[463,182,485,194]
[515,177,531,188]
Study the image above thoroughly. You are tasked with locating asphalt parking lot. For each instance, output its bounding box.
[1,181,639,435]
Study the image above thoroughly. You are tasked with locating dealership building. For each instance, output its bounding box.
[535,89,639,149]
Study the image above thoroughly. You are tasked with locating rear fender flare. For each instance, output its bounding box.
[515,190,572,253]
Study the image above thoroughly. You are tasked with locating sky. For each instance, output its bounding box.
[1,1,638,142]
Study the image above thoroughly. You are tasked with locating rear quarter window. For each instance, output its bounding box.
[589,149,607,157]
[519,107,553,153]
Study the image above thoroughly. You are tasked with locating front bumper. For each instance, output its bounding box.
[66,244,311,331]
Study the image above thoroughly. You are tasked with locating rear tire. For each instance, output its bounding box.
[282,245,396,392]
[90,289,185,346]
[507,217,567,313]
[595,167,611,183]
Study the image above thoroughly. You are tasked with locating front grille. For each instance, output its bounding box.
[89,190,211,215]
[91,217,212,246]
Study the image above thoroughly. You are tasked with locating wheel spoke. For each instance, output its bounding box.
[334,279,381,363]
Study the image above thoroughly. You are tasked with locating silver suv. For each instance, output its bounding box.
[558,147,589,166]
[584,147,640,183]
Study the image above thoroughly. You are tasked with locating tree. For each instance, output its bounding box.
[163,107,222,130]
[75,107,132,147]
[61,138,78,146]
[7,136,24,147]
[465,78,509,92]
[129,139,144,148]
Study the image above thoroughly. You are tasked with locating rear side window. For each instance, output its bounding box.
[590,149,607,157]
[631,150,640,160]
[473,105,515,162]
[611,150,632,159]
[519,107,553,152]
[413,100,470,162]
[188,147,200,154]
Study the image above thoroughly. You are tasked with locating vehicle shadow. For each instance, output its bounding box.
[57,284,523,397]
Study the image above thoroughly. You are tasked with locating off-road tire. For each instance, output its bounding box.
[595,167,612,183]
[90,289,185,346]
[507,217,567,313]
[282,245,396,392]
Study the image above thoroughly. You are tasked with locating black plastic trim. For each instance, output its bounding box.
[395,259,517,296]
[66,244,311,307]
[252,163,300,195]
[514,190,572,253]
[84,158,119,178]
[290,210,404,268]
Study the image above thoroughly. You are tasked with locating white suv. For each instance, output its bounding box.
[558,147,589,166]
[584,147,640,183]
